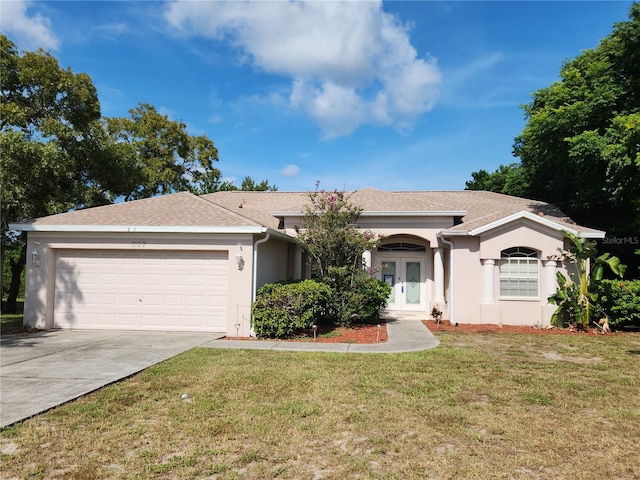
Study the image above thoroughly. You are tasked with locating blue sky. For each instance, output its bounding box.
[1,1,634,192]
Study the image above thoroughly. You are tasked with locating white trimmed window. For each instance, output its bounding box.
[499,247,539,298]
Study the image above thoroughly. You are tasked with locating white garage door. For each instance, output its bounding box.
[54,250,228,332]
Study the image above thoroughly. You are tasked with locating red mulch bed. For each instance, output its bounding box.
[226,320,632,344]
[226,322,388,344]
[423,319,614,335]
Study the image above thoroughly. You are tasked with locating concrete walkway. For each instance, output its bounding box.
[201,316,439,353]
[1,317,437,428]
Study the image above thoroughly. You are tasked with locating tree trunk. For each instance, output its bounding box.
[6,245,26,314]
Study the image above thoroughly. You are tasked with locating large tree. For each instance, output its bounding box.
[0,34,129,312]
[239,176,278,192]
[467,4,640,270]
[464,163,528,196]
[104,104,220,200]
[1,35,276,312]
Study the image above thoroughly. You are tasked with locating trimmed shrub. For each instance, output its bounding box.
[322,268,392,326]
[593,279,640,329]
[252,280,331,338]
[345,275,392,324]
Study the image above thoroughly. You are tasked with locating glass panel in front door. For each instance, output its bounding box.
[381,261,397,304]
[405,261,421,305]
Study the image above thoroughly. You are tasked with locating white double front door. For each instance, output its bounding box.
[380,257,426,311]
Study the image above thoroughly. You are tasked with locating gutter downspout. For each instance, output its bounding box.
[439,234,455,325]
[250,232,270,337]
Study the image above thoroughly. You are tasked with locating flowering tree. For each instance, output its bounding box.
[296,186,377,277]
[295,184,389,325]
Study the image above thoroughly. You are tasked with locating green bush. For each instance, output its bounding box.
[593,279,640,329]
[252,280,331,338]
[323,269,392,327]
[346,275,391,324]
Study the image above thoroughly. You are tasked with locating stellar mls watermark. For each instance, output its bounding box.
[601,236,639,245]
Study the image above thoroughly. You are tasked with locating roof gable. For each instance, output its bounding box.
[445,210,604,238]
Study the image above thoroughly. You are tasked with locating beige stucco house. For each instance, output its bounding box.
[10,188,604,336]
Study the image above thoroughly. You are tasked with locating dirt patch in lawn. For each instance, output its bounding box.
[226,322,389,344]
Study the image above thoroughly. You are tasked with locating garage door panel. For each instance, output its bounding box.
[120,294,141,306]
[163,295,183,306]
[116,313,139,328]
[121,273,140,286]
[185,294,205,306]
[186,275,205,286]
[99,273,119,286]
[78,272,99,284]
[165,274,183,286]
[99,254,120,264]
[54,250,228,332]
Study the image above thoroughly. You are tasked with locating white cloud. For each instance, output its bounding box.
[0,0,59,51]
[281,164,300,177]
[165,0,440,138]
[290,79,364,139]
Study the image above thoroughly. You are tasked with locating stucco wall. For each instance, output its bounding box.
[254,236,291,288]
[479,219,565,259]
[283,215,454,245]
[451,221,569,327]
[23,231,255,335]
[450,236,482,324]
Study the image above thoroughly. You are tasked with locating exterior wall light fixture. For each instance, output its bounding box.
[31,242,40,267]
[236,244,245,270]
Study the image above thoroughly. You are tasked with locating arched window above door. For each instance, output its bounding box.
[378,242,426,252]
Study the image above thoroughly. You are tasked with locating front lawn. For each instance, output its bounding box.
[1,332,639,479]
[1,300,28,337]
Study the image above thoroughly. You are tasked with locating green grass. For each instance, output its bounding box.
[1,301,35,336]
[1,332,639,479]
[0,316,27,336]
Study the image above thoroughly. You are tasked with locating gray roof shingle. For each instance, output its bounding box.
[13,188,603,236]
[20,192,259,227]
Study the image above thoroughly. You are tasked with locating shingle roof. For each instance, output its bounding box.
[428,190,601,234]
[13,188,603,236]
[201,188,602,235]
[20,192,259,227]
[200,191,308,230]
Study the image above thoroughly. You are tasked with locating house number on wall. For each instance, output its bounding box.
[131,241,146,248]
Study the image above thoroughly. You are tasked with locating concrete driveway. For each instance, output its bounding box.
[0,330,224,428]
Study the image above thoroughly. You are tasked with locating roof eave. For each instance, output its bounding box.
[575,231,606,239]
[272,210,468,217]
[441,211,605,238]
[8,224,270,235]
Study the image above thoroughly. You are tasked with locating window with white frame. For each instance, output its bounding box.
[499,247,539,297]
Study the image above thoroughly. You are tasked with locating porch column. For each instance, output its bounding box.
[482,259,495,304]
[362,249,372,271]
[544,260,557,303]
[433,248,445,303]
[294,246,303,280]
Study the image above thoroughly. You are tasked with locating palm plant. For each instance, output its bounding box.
[549,231,625,328]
